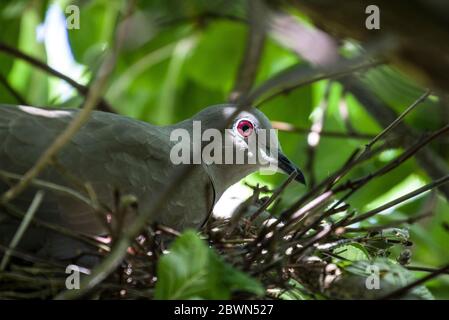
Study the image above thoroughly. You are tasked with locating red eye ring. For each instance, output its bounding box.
[236,119,254,137]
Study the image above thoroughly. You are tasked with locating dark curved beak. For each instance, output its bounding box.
[278,152,306,185]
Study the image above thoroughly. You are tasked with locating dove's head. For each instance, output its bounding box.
[187,104,305,193]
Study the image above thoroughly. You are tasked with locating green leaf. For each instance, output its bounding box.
[155,230,264,299]
[334,243,370,261]
[335,258,434,300]
[280,279,313,300]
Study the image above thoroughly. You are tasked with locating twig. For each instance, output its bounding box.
[1,202,108,252]
[305,82,332,187]
[0,244,63,267]
[254,144,387,244]
[406,265,449,275]
[278,144,384,222]
[325,119,449,214]
[381,262,449,299]
[334,123,449,195]
[272,121,375,140]
[0,169,97,209]
[327,89,433,200]
[0,166,113,237]
[0,15,123,205]
[0,191,45,271]
[366,89,431,149]
[345,173,449,226]
[56,110,262,298]
[338,90,358,135]
[248,57,382,107]
[0,73,28,105]
[54,4,317,297]
[230,0,268,102]
[292,213,355,260]
[248,170,298,224]
[52,7,385,301]
[0,42,114,112]
[341,76,449,201]
[244,190,333,270]
[257,79,425,235]
[154,223,181,237]
[225,189,261,236]
[52,0,224,299]
[344,211,432,233]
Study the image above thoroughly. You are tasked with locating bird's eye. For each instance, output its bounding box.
[236,119,254,138]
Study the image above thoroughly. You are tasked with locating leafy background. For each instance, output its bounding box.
[0,0,448,299]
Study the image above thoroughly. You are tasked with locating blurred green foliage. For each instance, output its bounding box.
[0,0,448,298]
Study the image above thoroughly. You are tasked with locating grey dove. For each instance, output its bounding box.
[0,104,304,264]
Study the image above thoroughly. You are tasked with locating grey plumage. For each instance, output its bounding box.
[0,104,304,263]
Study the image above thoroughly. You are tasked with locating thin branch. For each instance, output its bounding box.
[244,190,334,269]
[52,1,139,297]
[345,173,449,226]
[55,1,267,299]
[0,42,114,113]
[341,76,449,201]
[338,91,358,135]
[0,191,44,271]
[292,213,355,260]
[260,76,434,230]
[224,189,261,236]
[326,89,434,201]
[0,29,123,206]
[335,123,449,195]
[345,191,437,233]
[406,265,449,275]
[278,143,388,224]
[344,211,433,233]
[230,0,268,102]
[325,112,449,213]
[56,98,264,298]
[272,121,376,140]
[366,89,431,149]
[247,57,383,107]
[248,143,387,254]
[283,191,334,234]
[305,82,332,187]
[248,170,298,224]
[0,170,97,209]
[381,262,449,300]
[0,244,64,267]
[0,73,28,105]
[56,99,265,298]
[1,202,108,252]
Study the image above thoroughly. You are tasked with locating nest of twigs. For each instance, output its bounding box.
[0,179,431,300]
